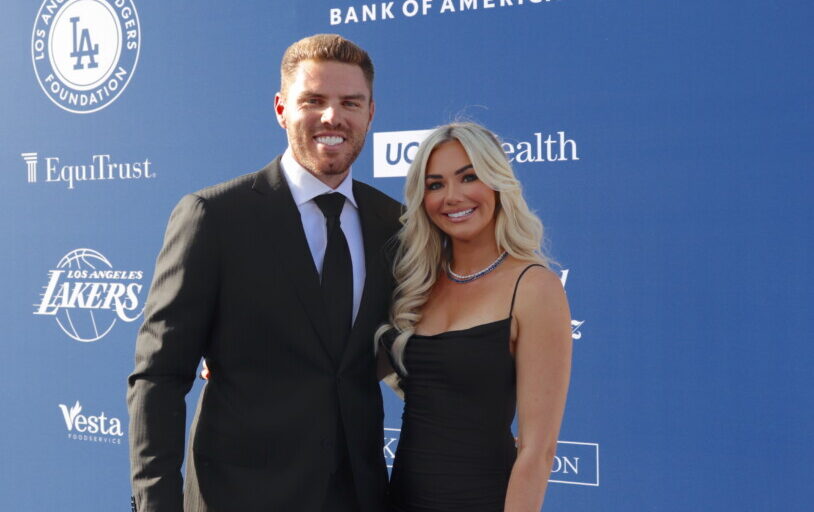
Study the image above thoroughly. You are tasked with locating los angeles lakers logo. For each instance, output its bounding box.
[34,249,145,343]
[31,0,141,114]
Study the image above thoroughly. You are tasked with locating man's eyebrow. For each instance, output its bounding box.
[297,91,368,101]
[297,90,324,99]
[425,164,474,180]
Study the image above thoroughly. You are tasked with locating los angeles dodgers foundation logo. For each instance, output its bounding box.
[31,0,141,114]
[34,248,145,342]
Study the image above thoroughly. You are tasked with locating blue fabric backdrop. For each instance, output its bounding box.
[1,1,811,509]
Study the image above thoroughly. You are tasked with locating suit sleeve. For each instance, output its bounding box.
[127,194,219,512]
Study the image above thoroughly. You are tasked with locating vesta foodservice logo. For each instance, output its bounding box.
[59,400,124,444]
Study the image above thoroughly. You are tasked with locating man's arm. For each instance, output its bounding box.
[127,194,219,512]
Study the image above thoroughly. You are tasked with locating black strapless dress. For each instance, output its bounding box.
[385,317,517,512]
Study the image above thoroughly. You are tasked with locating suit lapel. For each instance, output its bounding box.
[250,158,333,361]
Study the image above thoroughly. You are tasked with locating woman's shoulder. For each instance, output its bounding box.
[503,258,558,286]
[508,260,567,312]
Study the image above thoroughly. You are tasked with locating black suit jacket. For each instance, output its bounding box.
[128,157,401,512]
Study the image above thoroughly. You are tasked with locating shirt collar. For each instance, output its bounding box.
[280,148,357,208]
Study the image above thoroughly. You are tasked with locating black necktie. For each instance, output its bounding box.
[314,193,353,361]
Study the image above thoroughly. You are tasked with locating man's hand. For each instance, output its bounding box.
[200,361,210,380]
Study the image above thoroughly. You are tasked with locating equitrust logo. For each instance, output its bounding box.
[32,0,141,113]
[383,427,599,485]
[373,129,579,178]
[59,400,124,444]
[20,152,154,188]
[34,248,145,342]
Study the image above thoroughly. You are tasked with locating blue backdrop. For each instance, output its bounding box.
[1,0,811,510]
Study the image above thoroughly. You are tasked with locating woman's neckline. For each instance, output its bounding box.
[411,316,511,339]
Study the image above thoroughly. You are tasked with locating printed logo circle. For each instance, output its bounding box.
[34,248,145,343]
[31,0,140,114]
[54,249,118,342]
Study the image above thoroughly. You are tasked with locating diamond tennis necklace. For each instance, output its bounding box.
[445,251,509,284]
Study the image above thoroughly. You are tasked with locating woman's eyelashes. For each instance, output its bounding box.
[425,173,479,191]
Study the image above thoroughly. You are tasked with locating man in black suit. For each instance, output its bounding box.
[128,34,401,512]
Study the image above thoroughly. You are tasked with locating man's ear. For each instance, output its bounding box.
[274,92,286,129]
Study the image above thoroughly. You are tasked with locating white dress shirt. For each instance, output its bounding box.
[280,148,365,322]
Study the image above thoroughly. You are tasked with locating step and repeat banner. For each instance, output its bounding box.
[1,1,811,510]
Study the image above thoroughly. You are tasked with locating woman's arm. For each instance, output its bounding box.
[504,267,572,512]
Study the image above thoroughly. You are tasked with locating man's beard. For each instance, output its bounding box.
[290,130,366,177]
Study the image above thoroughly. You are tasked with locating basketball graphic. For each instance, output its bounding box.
[34,248,145,342]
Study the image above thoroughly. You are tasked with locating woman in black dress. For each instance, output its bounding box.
[377,122,572,512]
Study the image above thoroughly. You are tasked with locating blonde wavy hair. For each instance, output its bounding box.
[375,122,550,375]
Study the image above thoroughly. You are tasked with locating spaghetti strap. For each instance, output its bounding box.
[509,264,546,316]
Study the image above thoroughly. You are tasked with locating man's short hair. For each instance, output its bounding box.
[280,34,374,99]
